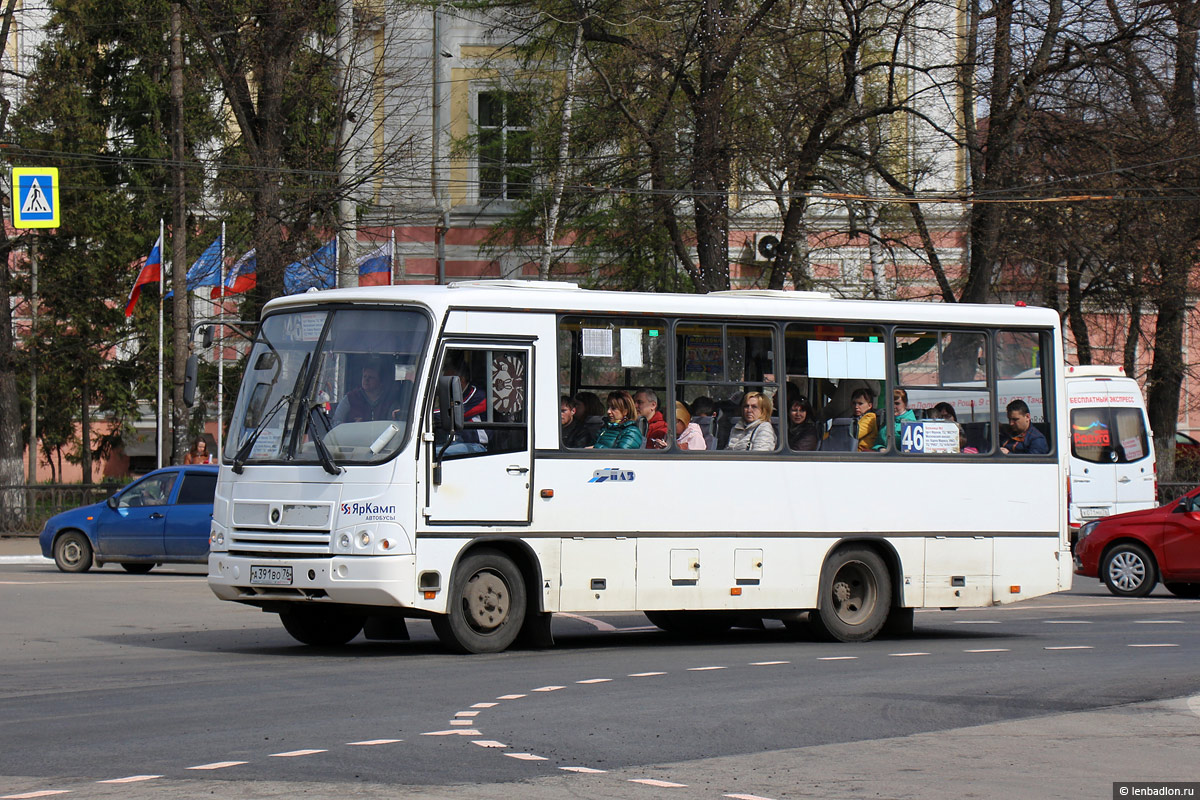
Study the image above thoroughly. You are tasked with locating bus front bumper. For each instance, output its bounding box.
[208,553,418,609]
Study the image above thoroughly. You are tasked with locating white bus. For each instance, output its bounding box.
[206,281,1071,652]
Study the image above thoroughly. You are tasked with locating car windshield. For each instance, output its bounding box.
[225,307,430,466]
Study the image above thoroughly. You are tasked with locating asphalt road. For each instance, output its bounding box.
[1,559,1198,800]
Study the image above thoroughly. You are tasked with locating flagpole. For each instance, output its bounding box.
[334,235,340,289]
[157,218,164,469]
[390,229,395,285]
[217,222,225,461]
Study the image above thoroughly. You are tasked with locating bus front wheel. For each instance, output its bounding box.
[280,606,365,646]
[433,549,527,654]
[810,546,892,643]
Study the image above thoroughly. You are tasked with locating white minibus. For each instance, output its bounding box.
[206,282,1071,652]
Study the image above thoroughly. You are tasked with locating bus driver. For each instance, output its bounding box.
[332,359,404,424]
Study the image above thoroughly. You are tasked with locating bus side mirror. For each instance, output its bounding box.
[437,376,464,433]
[183,355,198,407]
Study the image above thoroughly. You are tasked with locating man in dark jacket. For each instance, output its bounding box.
[1000,399,1049,454]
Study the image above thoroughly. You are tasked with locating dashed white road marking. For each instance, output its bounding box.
[1128,643,1179,648]
[1044,646,1093,650]
[471,702,498,708]
[346,739,401,746]
[472,740,507,748]
[1135,620,1184,624]
[497,694,526,700]
[455,710,480,718]
[687,666,726,671]
[562,766,607,773]
[750,661,789,666]
[577,678,612,684]
[1,791,70,799]
[533,685,564,692]
[1044,620,1091,624]
[725,794,777,800]
[889,652,930,657]
[505,752,549,761]
[964,648,1010,653]
[270,749,326,758]
[629,671,666,677]
[618,625,660,632]
[97,775,160,784]
[629,778,688,788]
[818,656,858,661]
[953,620,1001,624]
[450,720,474,726]
[558,612,618,631]
[421,729,481,736]
[187,761,247,770]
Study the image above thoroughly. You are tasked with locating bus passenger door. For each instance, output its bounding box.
[423,344,533,525]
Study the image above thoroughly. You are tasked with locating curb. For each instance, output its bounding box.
[0,556,52,565]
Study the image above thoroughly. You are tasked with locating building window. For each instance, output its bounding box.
[478,91,531,200]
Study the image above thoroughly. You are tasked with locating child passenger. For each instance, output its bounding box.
[851,388,879,452]
[675,402,706,450]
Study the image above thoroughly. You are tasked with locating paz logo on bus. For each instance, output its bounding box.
[589,468,635,483]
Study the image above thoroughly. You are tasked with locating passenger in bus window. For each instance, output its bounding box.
[787,392,820,451]
[893,389,917,437]
[560,396,592,448]
[931,402,957,421]
[851,388,880,452]
[727,391,777,451]
[689,396,718,451]
[634,389,669,449]
[440,357,488,452]
[592,390,645,449]
[1001,399,1049,454]
[575,392,606,444]
[332,358,404,425]
[675,401,706,450]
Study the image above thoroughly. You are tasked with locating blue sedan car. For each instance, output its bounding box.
[40,466,218,573]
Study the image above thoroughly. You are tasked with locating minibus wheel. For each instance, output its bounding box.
[280,606,365,646]
[433,548,526,654]
[810,545,891,642]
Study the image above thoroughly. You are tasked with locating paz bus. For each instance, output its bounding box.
[205,281,1071,652]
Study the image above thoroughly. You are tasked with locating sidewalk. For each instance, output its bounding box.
[0,534,49,562]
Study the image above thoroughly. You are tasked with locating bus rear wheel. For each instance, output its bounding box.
[433,549,526,654]
[279,606,365,646]
[810,546,892,643]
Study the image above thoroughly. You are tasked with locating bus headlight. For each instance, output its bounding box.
[209,523,227,551]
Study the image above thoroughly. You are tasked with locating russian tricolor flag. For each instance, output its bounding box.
[124,235,162,317]
[211,248,256,298]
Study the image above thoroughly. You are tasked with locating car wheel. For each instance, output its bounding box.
[1164,582,1200,599]
[645,610,734,636]
[53,531,93,573]
[279,606,365,646]
[120,563,154,575]
[431,548,526,654]
[810,545,892,642]
[1101,543,1157,597]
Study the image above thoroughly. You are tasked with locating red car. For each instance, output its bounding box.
[1074,486,1200,597]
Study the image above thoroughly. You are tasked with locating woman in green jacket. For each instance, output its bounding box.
[592,390,645,449]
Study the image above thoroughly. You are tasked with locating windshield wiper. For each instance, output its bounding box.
[305,405,343,475]
[231,395,290,474]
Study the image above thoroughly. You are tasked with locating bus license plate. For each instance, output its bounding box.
[1079,507,1110,519]
[250,565,293,586]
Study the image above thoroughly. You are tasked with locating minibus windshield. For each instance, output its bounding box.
[225,308,430,466]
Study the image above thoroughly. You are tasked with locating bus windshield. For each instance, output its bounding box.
[225,307,430,466]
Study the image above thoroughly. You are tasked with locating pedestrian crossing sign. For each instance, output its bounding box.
[11,167,60,228]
